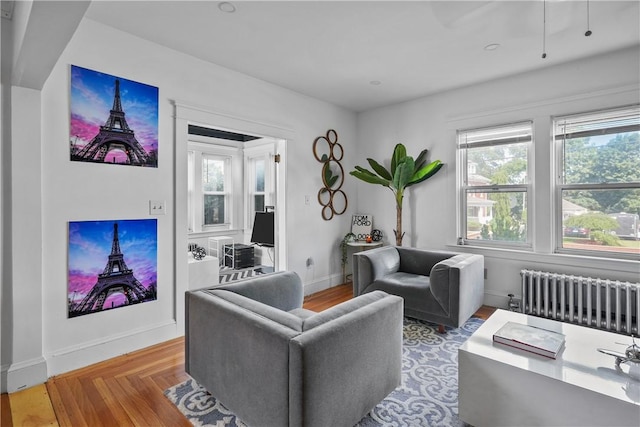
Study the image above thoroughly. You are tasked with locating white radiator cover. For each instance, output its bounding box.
[520,269,639,335]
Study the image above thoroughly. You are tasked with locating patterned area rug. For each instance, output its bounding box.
[165,317,483,426]
[218,267,266,284]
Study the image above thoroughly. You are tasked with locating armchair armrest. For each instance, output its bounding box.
[352,246,400,296]
[288,292,403,427]
[429,254,484,327]
[185,290,300,427]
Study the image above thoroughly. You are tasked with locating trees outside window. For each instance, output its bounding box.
[458,122,531,247]
[555,106,640,257]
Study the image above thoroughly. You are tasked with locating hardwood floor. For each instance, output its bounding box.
[3,283,495,426]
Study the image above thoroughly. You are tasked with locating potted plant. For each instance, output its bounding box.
[340,232,356,283]
[350,144,443,246]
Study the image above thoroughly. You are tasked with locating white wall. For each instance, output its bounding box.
[355,46,640,308]
[4,16,356,390]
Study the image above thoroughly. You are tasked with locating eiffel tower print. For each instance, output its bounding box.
[70,65,158,167]
[69,222,157,318]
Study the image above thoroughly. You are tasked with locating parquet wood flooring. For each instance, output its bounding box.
[46,337,190,427]
[7,384,57,426]
[1,391,12,426]
[4,283,496,426]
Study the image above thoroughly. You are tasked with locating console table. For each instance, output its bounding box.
[344,241,383,283]
[346,241,383,251]
[459,309,640,427]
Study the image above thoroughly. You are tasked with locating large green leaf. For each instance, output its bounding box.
[407,160,443,187]
[353,165,379,179]
[367,158,392,180]
[350,170,390,186]
[413,149,428,171]
[393,157,415,190]
[390,144,407,176]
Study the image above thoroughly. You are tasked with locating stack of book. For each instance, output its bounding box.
[493,321,565,359]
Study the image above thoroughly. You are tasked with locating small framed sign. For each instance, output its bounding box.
[351,214,373,240]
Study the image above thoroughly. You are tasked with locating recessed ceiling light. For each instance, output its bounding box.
[218,2,236,13]
[369,80,382,86]
[484,43,500,51]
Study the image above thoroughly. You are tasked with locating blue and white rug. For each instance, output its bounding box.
[164,317,483,426]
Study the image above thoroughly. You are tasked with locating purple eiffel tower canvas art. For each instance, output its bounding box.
[68,219,158,318]
[70,65,158,167]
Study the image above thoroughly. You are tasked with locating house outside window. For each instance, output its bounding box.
[458,122,532,247]
[554,105,640,258]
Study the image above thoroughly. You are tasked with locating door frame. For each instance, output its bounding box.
[173,101,292,334]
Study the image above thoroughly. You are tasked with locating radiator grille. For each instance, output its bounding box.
[520,269,639,335]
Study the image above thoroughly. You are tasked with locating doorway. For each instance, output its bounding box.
[173,101,292,334]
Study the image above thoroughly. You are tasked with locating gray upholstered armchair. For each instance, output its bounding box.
[353,246,484,330]
[185,271,403,427]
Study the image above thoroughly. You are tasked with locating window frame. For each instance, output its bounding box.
[244,143,275,231]
[553,105,640,260]
[201,153,231,228]
[458,121,533,249]
[187,140,241,234]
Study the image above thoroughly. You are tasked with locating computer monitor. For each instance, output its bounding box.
[250,211,274,247]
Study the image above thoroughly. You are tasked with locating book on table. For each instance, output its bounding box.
[493,321,565,359]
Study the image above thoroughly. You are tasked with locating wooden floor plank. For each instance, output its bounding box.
[1,391,12,427]
[46,378,81,427]
[8,384,58,427]
[7,283,495,426]
[92,377,133,427]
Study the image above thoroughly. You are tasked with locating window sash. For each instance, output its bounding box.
[201,155,230,228]
[458,121,532,149]
[555,105,640,140]
[458,122,532,248]
[188,143,234,233]
[554,105,640,259]
[245,150,272,231]
[461,189,529,246]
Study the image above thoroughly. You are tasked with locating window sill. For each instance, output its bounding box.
[446,243,639,275]
[188,229,244,238]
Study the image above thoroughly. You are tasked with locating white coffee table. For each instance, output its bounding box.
[459,309,640,427]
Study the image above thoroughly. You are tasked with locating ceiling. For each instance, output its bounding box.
[85,1,640,112]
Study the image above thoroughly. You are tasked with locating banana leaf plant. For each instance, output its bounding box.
[349,144,443,246]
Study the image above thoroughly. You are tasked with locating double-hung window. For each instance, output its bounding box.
[458,122,532,247]
[202,154,229,226]
[249,157,266,214]
[188,142,235,233]
[244,143,275,230]
[554,106,640,258]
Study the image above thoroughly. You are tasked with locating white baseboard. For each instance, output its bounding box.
[303,273,344,296]
[483,290,509,310]
[46,320,178,377]
[5,357,48,393]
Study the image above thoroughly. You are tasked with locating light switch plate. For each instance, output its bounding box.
[149,200,166,215]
